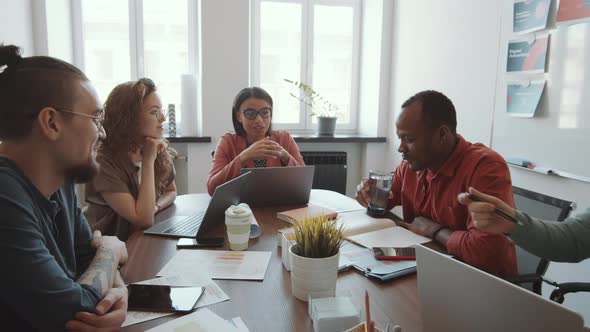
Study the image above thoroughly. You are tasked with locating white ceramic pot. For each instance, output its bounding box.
[289,244,340,302]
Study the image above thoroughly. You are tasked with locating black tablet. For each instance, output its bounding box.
[128,284,204,313]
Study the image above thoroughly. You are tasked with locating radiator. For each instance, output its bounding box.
[300,151,347,194]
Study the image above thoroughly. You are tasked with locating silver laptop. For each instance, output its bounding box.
[239,165,314,207]
[416,245,584,332]
[144,172,250,238]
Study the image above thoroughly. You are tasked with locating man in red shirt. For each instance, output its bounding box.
[356,90,517,277]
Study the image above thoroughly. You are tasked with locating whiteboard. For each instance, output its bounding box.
[491,1,590,180]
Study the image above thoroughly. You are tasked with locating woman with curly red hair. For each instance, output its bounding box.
[85,78,177,240]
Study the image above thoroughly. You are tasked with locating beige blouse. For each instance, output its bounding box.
[85,151,175,241]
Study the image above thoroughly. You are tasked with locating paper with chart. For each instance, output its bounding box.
[158,250,272,280]
[145,308,247,332]
[122,274,230,327]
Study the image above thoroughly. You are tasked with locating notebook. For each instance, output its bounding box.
[416,245,585,332]
[337,210,431,248]
[239,166,314,207]
[144,172,250,238]
[339,245,417,283]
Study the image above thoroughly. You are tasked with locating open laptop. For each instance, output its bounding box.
[144,172,250,238]
[416,245,584,332]
[239,165,314,207]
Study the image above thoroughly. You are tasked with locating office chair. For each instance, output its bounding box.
[507,186,575,295]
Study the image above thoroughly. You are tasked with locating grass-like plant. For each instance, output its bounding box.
[284,78,338,118]
[292,214,344,258]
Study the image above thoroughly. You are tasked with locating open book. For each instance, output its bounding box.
[276,204,338,224]
[337,210,431,249]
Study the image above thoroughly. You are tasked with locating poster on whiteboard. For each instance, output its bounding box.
[507,35,549,73]
[513,0,551,33]
[557,0,590,23]
[506,81,545,117]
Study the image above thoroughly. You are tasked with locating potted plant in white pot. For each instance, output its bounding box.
[289,214,344,302]
[284,79,338,136]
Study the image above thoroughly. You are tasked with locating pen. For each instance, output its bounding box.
[365,290,372,332]
[467,194,524,226]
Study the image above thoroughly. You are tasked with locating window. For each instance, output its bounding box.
[251,0,361,132]
[74,0,197,122]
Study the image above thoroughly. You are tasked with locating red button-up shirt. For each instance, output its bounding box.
[388,135,517,277]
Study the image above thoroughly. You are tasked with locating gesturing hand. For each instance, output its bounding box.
[239,137,283,164]
[457,187,517,235]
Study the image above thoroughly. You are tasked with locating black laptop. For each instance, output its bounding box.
[144,172,251,238]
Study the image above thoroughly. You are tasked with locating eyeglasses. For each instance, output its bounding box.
[55,108,105,132]
[149,108,168,120]
[239,107,272,120]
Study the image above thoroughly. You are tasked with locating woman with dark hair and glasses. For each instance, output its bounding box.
[85,78,177,240]
[207,87,305,195]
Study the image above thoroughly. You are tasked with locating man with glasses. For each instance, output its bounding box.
[0,45,128,331]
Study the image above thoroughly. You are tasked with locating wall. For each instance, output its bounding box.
[0,0,35,55]
[388,0,590,323]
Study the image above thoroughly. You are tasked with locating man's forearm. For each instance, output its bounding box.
[433,228,452,248]
[78,248,118,297]
[113,270,126,288]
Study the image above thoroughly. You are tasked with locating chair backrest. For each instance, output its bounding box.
[512,186,575,293]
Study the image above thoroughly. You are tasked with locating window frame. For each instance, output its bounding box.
[251,0,361,133]
[71,0,199,104]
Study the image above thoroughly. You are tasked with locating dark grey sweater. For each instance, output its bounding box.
[0,157,101,331]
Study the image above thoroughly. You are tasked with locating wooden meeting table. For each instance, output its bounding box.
[120,193,428,332]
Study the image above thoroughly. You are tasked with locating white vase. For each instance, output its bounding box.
[289,244,340,302]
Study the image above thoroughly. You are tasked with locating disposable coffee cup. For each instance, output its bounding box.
[225,204,252,251]
[366,170,393,216]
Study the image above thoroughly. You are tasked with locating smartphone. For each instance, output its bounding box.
[372,247,416,260]
[176,237,225,248]
[127,284,204,313]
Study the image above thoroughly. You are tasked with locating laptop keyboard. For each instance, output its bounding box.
[163,211,205,236]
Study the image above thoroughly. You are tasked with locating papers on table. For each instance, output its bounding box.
[123,311,171,328]
[122,274,230,327]
[158,250,272,281]
[346,226,430,249]
[227,317,250,332]
[145,308,248,332]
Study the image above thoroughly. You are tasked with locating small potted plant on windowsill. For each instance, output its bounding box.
[284,79,339,136]
[289,214,344,301]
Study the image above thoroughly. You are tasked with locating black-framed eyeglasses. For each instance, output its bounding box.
[54,108,105,132]
[239,107,272,120]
